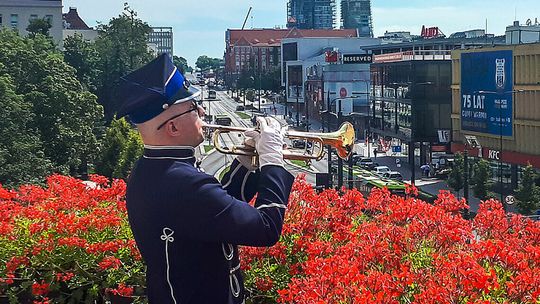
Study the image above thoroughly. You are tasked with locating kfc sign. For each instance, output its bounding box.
[487,149,501,160]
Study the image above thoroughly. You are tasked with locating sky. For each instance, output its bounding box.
[62,0,540,66]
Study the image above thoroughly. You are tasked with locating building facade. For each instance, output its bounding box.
[341,0,373,38]
[224,28,357,88]
[63,7,98,41]
[287,0,336,30]
[0,0,63,44]
[148,27,173,56]
[506,20,540,45]
[451,43,540,195]
[369,52,452,165]
[362,34,509,167]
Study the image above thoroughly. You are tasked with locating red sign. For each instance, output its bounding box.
[325,51,338,63]
[421,25,443,39]
[339,87,347,98]
[373,52,404,63]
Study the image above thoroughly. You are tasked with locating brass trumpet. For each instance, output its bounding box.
[203,122,355,161]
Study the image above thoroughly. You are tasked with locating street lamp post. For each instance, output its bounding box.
[296,85,300,127]
[258,70,262,112]
[337,99,344,189]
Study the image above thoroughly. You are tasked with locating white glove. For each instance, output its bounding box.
[244,117,285,168]
[236,135,258,171]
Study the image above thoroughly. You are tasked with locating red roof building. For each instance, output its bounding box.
[224,28,358,86]
[63,7,91,30]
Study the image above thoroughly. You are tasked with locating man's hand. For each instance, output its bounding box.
[244,117,285,168]
[236,134,258,171]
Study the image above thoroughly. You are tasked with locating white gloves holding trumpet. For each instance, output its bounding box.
[236,116,285,170]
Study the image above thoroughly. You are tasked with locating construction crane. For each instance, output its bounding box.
[241,7,252,30]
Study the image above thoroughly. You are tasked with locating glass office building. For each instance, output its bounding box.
[287,0,336,29]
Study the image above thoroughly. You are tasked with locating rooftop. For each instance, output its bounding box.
[63,7,91,30]
[227,28,358,48]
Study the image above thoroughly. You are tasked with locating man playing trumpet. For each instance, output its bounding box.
[116,53,294,304]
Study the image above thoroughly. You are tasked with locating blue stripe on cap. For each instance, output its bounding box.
[165,68,185,102]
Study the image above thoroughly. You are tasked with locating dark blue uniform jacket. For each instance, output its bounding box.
[126,146,294,303]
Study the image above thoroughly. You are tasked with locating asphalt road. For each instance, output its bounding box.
[198,89,316,182]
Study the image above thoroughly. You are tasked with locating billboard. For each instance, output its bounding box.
[461,50,513,137]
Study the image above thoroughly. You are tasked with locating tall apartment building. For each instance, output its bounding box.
[148,27,173,56]
[341,0,373,38]
[0,0,63,44]
[287,0,336,30]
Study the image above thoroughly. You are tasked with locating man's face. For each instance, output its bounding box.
[159,99,206,146]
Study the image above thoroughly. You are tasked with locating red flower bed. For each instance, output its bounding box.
[241,176,540,303]
[0,174,143,302]
[1,174,539,303]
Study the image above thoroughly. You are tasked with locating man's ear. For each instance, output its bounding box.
[165,121,181,136]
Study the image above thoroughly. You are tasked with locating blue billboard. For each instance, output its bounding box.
[461,50,513,137]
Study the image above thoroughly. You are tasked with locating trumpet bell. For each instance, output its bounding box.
[295,122,355,159]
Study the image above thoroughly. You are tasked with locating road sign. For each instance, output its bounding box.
[505,195,515,205]
[392,146,402,153]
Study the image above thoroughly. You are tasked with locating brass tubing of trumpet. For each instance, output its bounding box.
[203,122,355,160]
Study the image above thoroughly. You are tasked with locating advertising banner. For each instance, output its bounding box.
[461,50,513,136]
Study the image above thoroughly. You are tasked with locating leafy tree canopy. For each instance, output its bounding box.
[63,34,101,93]
[515,164,540,215]
[195,55,222,71]
[173,56,192,73]
[447,152,464,194]
[26,18,52,37]
[94,3,153,120]
[0,29,103,180]
[0,75,52,187]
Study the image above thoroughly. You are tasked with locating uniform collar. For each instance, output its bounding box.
[143,145,196,164]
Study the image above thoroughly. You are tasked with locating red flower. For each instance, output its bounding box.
[32,281,50,296]
[106,283,134,297]
[98,256,122,270]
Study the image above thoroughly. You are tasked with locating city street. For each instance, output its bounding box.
[195,87,523,214]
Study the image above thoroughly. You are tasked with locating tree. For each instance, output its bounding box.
[173,56,192,73]
[472,159,492,201]
[0,29,104,178]
[26,18,52,37]
[63,34,101,92]
[195,55,222,71]
[94,3,153,120]
[113,130,143,179]
[0,75,51,187]
[95,118,132,178]
[515,164,540,215]
[447,152,464,196]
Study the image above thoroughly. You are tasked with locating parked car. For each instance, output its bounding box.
[292,139,312,149]
[366,162,380,171]
[235,105,245,111]
[382,171,404,181]
[374,166,391,176]
[215,115,232,126]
